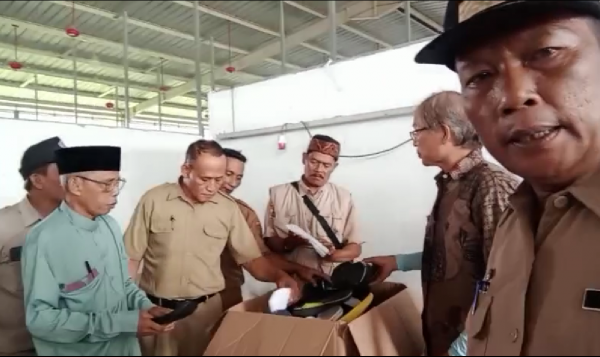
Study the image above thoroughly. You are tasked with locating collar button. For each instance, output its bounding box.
[553,195,569,209]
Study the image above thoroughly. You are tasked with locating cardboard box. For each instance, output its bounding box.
[204,282,424,356]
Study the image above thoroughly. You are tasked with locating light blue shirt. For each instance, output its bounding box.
[21,202,153,356]
[394,252,423,272]
[449,331,468,356]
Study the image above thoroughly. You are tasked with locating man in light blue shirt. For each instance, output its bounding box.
[21,146,173,356]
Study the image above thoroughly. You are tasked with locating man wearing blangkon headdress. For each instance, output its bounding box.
[264,135,363,275]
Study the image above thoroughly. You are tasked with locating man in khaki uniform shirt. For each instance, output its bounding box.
[125,140,299,356]
[264,135,362,275]
[219,148,328,310]
[415,0,600,355]
[0,137,65,356]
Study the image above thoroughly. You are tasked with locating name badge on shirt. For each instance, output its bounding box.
[9,246,22,262]
[471,269,495,315]
[583,289,600,312]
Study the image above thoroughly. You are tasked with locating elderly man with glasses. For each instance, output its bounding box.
[365,91,517,356]
[21,146,173,356]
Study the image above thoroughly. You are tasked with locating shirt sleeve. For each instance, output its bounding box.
[22,233,139,344]
[0,206,23,262]
[263,192,278,239]
[228,204,262,266]
[342,198,361,244]
[395,252,423,272]
[448,331,468,356]
[472,172,516,264]
[123,194,152,261]
[241,205,269,254]
[0,208,15,250]
[106,216,153,311]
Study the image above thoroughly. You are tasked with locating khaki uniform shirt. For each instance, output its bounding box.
[221,198,269,290]
[467,167,600,356]
[264,180,361,274]
[0,198,40,355]
[422,150,517,355]
[123,182,262,299]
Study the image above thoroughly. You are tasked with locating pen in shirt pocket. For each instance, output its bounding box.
[85,261,96,278]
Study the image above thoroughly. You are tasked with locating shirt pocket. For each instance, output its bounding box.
[467,294,493,354]
[203,225,228,254]
[319,214,344,244]
[445,200,478,280]
[59,262,103,311]
[150,217,176,236]
[0,261,24,293]
[272,213,296,238]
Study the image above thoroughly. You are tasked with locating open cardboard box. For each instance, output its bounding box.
[204,282,424,356]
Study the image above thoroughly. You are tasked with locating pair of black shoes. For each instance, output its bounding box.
[288,262,379,318]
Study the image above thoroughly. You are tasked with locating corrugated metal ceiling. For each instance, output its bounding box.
[0,1,445,129]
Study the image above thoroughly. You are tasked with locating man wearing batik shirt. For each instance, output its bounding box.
[365,91,518,356]
[264,135,362,275]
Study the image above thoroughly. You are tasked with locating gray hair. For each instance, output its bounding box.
[414,91,481,149]
[59,174,71,193]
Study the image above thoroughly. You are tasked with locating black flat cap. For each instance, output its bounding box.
[56,146,121,175]
[415,1,600,71]
[19,137,66,180]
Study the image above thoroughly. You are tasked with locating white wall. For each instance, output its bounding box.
[0,119,193,229]
[209,40,461,136]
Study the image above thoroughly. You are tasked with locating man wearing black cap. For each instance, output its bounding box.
[416,0,600,355]
[20,146,172,356]
[0,137,65,356]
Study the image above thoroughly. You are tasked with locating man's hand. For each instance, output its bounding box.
[137,309,175,336]
[316,236,335,255]
[275,271,301,303]
[286,233,309,249]
[148,306,172,318]
[323,249,347,263]
[323,242,361,263]
[363,255,398,284]
[295,266,330,285]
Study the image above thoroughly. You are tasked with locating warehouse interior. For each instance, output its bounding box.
[0,0,457,311]
[1,1,458,355]
[0,1,446,134]
[5,1,599,356]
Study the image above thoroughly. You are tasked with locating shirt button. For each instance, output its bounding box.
[511,329,519,343]
[553,195,569,209]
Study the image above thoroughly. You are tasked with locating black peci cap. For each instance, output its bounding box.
[56,146,121,175]
[19,137,66,180]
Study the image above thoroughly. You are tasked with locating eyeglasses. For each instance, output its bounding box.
[409,128,428,141]
[76,176,127,193]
